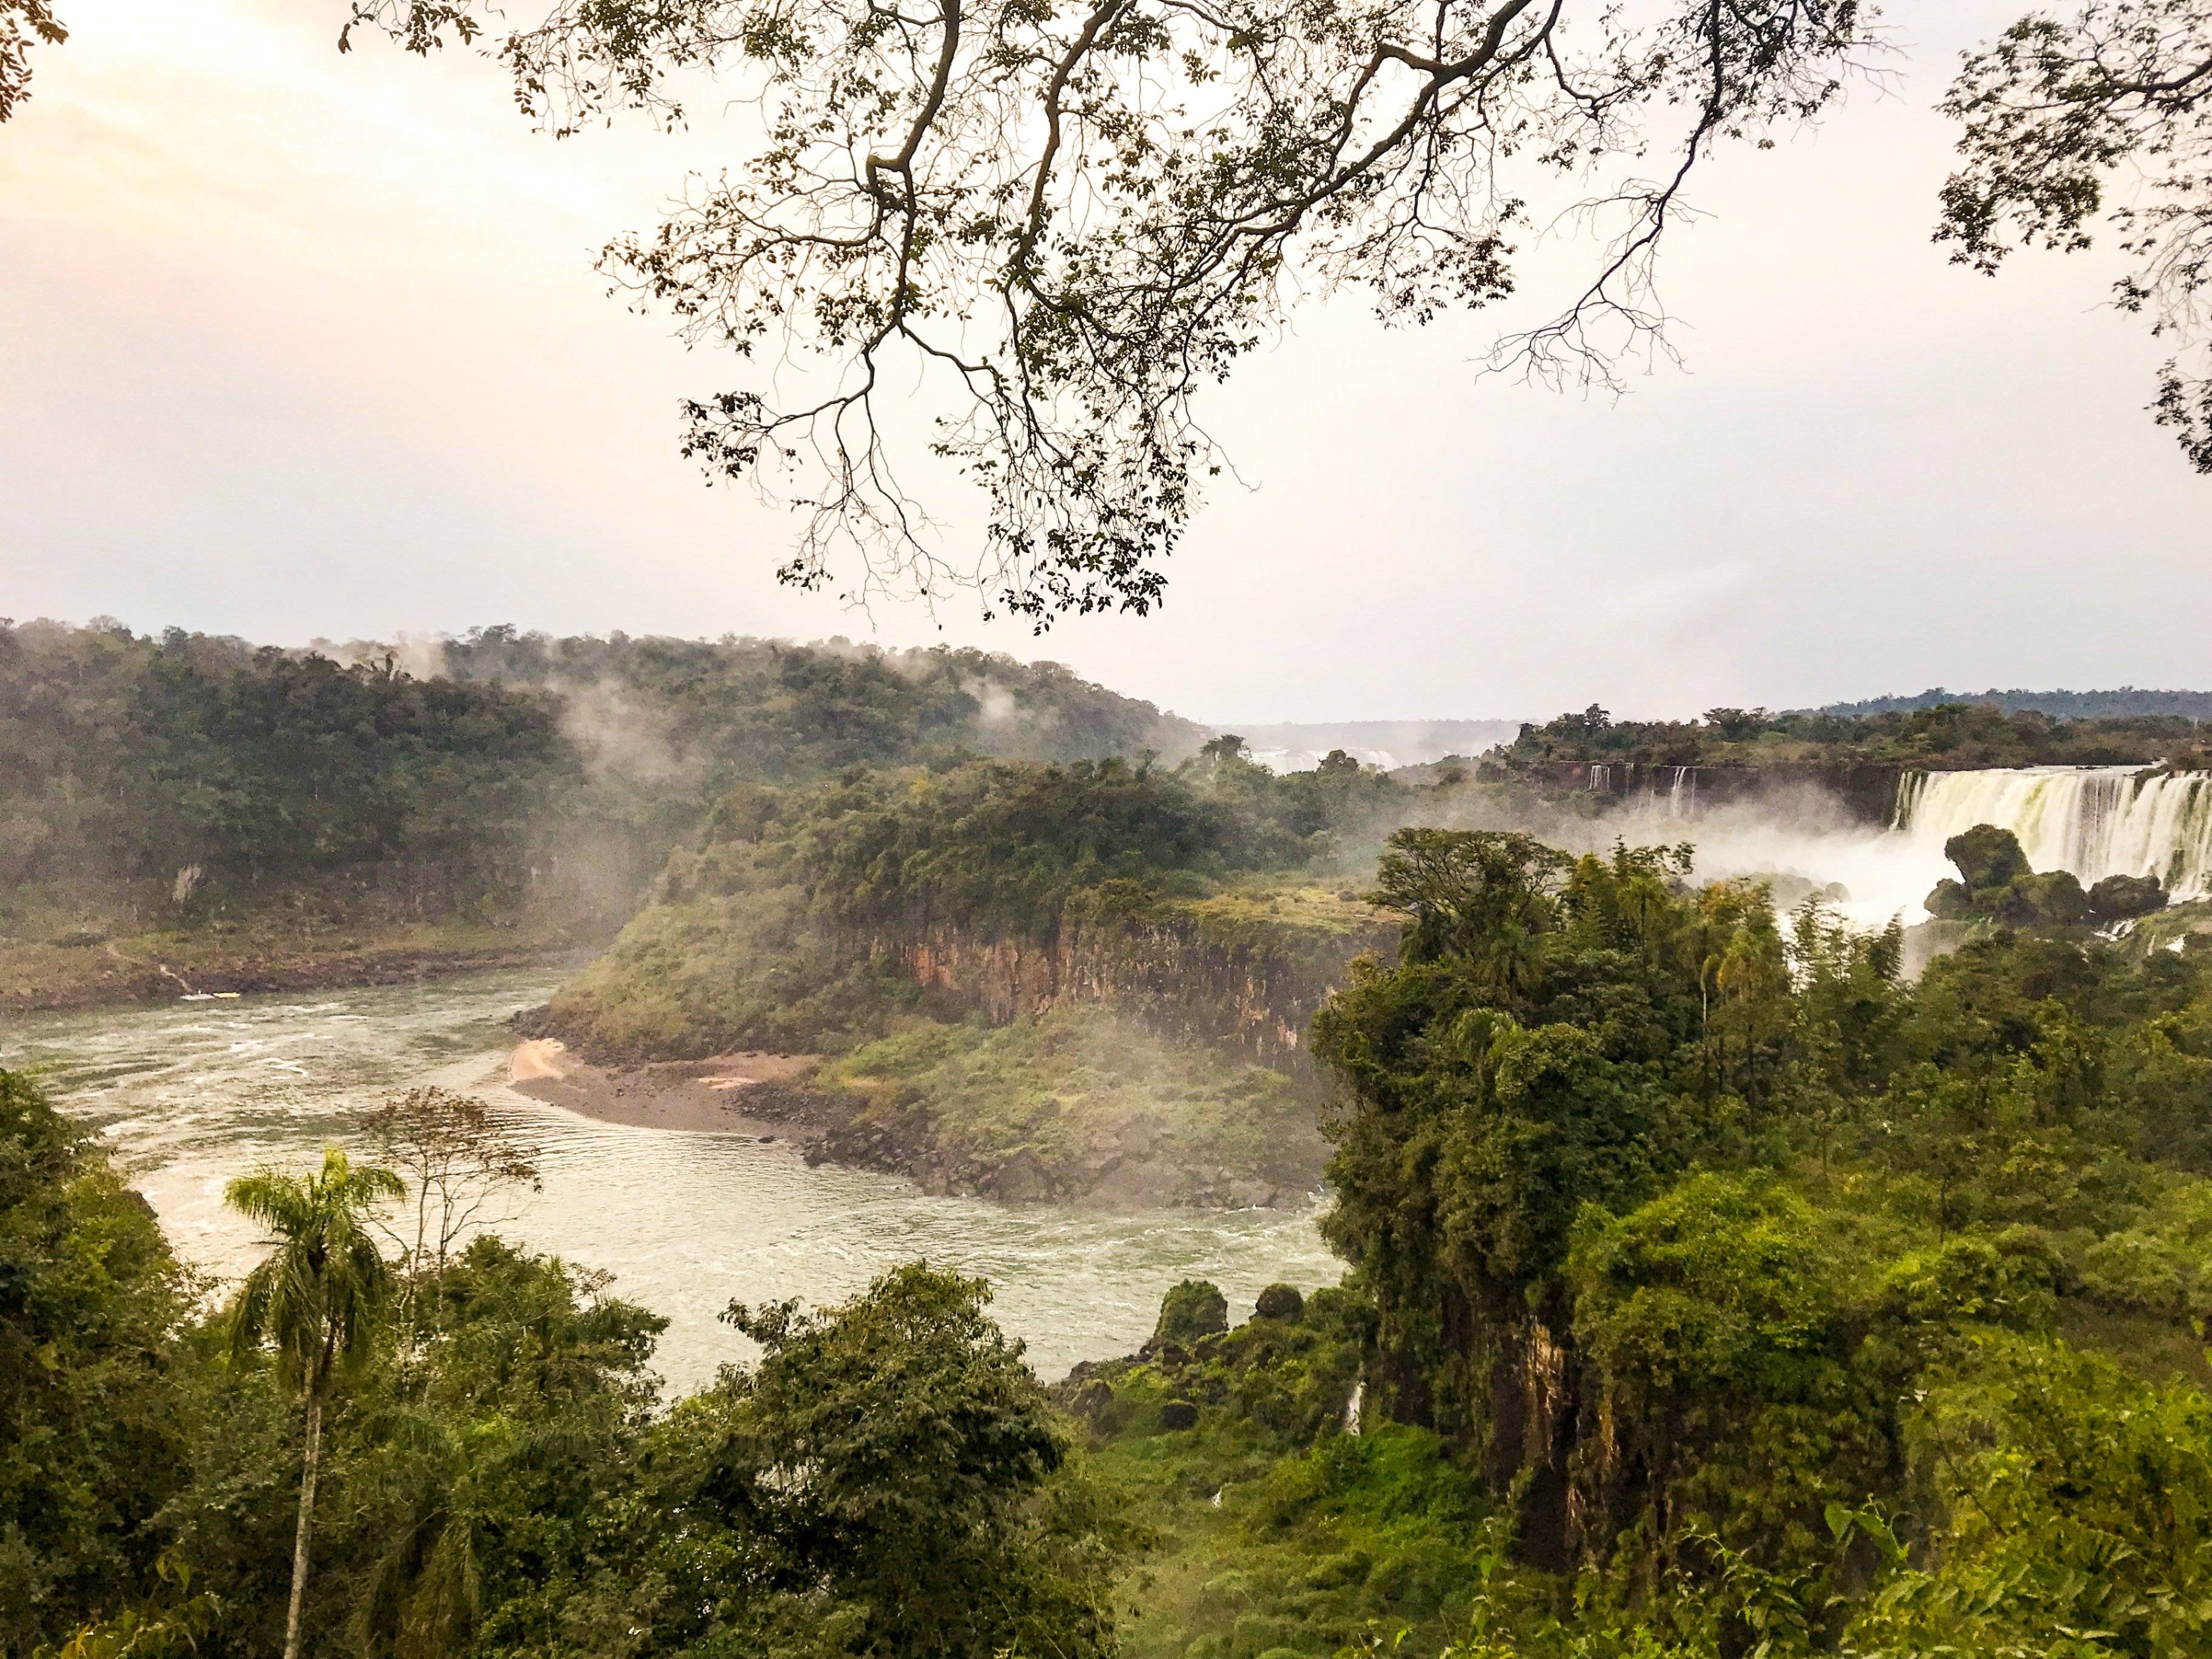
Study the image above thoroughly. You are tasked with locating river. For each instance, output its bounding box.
[1,968,1342,1391]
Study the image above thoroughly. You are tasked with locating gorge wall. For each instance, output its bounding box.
[894,894,1398,1074]
[1523,760,1906,825]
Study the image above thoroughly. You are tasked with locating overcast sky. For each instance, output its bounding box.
[3,0,2205,725]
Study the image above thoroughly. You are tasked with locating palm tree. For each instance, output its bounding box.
[227,1147,404,1659]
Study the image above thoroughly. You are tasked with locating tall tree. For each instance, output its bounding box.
[226,1148,404,1659]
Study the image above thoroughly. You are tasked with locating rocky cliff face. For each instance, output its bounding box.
[1527,760,1904,825]
[894,894,1397,1073]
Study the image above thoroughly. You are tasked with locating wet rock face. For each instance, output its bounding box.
[2090,873,2169,923]
[897,903,1396,1076]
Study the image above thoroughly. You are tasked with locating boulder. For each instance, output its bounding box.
[1945,824,2031,893]
[1159,1398,1200,1431]
[1154,1279,1229,1347]
[1252,1283,1305,1324]
[1923,877,1974,920]
[2089,873,2169,923]
[2008,871,2090,927]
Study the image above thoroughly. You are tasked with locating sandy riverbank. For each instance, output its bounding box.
[506,1039,819,1135]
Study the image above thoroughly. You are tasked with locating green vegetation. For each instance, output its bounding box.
[1062,823,2212,1655]
[535,749,1407,1202]
[1501,699,2205,770]
[0,618,1200,1008]
[0,1071,195,1649]
[799,1007,1324,1205]
[1923,823,2171,928]
[24,813,2212,1657]
[1819,686,2212,722]
[1,1071,1127,1659]
[225,1150,406,1659]
[539,750,1404,1065]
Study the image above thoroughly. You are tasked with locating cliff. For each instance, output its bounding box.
[895,886,1397,1073]
[1517,760,1906,826]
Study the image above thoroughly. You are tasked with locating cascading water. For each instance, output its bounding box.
[1894,767,2212,899]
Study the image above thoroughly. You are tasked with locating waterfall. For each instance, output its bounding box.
[1894,766,2212,899]
[1667,765,1697,819]
[1344,1378,1364,1435]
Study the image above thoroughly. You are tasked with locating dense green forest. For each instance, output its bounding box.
[1497,699,2209,771]
[1059,826,2212,1657]
[538,739,1413,1064]
[0,1073,1127,1659]
[531,742,1418,1202]
[0,619,1202,1007]
[1818,687,2212,722]
[17,819,2212,1657]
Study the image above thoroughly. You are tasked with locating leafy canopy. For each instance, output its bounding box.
[226,1148,404,1399]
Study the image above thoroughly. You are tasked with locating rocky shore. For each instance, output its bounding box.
[501,1014,1327,1211]
[4,930,600,1017]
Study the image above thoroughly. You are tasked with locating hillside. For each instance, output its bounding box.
[528,751,1406,1204]
[0,619,1205,1010]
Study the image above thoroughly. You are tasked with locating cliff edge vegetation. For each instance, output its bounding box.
[532,749,1412,1203]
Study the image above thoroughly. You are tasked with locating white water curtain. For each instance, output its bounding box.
[1897,768,2212,899]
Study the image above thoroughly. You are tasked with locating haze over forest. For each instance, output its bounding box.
[12,0,2212,1655]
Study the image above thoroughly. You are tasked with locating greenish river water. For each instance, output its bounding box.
[1,969,1341,1391]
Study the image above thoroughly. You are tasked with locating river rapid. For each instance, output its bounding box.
[2,968,1341,1391]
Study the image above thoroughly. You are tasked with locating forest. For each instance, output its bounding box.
[0,620,1201,1008]
[1499,701,2208,771]
[0,618,1198,923]
[14,813,2212,1657]
[538,739,1406,1058]
[522,740,1417,1203]
[1817,688,2212,723]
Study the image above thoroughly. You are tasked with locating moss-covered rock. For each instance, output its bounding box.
[1156,1280,1231,1347]
[1922,823,2098,931]
[1253,1284,1305,1324]
[1925,877,1974,921]
[1946,823,2032,891]
[2090,872,2169,923]
[2008,870,2091,926]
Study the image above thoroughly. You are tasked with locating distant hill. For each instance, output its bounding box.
[1815,687,2212,722]
[1,620,1208,935]
[1224,719,1526,772]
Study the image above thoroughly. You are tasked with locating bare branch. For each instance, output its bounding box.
[344,0,1877,617]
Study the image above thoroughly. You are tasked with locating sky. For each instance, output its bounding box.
[2,0,2206,726]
